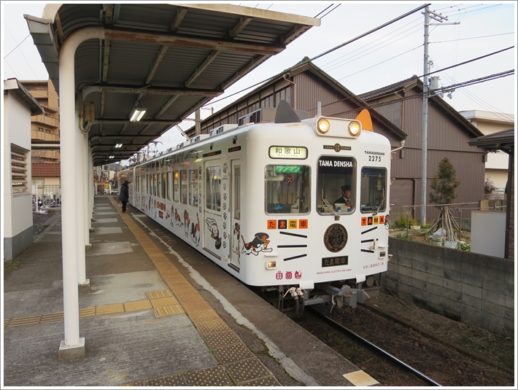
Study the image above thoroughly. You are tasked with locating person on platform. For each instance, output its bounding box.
[119,180,129,213]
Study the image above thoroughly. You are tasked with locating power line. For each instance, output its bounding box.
[321,17,423,72]
[206,3,429,106]
[419,46,514,78]
[310,3,430,63]
[337,45,423,81]
[430,32,514,44]
[319,3,341,19]
[314,4,335,18]
[430,70,514,94]
[3,34,30,59]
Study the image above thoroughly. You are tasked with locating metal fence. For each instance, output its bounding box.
[390,197,506,231]
[32,185,61,211]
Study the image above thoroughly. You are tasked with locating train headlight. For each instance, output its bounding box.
[348,121,361,136]
[317,118,331,134]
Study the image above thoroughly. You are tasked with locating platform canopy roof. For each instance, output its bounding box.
[25,3,318,166]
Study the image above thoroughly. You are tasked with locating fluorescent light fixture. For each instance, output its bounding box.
[130,108,146,122]
[109,155,115,159]
[115,143,123,148]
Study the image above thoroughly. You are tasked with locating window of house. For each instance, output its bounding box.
[11,145,28,194]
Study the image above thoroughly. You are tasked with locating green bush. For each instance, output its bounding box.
[392,214,419,229]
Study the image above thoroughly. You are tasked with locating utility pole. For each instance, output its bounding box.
[420,6,448,225]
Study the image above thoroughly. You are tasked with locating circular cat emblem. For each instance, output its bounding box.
[324,224,348,252]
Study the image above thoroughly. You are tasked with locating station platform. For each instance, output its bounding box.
[3,196,375,387]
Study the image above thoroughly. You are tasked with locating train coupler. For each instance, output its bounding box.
[326,285,370,312]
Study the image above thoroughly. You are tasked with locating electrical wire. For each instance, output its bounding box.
[314,4,335,18]
[430,32,514,44]
[3,34,30,59]
[419,46,514,78]
[205,3,429,107]
[337,45,423,81]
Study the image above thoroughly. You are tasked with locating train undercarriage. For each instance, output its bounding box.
[265,274,382,318]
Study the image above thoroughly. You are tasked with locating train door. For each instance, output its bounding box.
[230,160,241,270]
[203,161,224,258]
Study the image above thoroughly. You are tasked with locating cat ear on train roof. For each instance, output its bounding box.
[355,109,373,132]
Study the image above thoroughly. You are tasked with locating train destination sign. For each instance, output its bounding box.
[269,146,308,160]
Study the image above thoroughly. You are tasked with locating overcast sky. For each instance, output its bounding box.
[2,1,516,152]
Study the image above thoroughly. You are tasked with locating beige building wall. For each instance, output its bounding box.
[460,110,514,193]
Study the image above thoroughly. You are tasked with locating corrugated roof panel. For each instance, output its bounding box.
[189,52,254,90]
[107,41,161,85]
[75,40,100,86]
[58,4,103,37]
[152,46,212,87]
[103,92,137,119]
[239,19,292,43]
[178,9,241,39]
[27,3,318,164]
[159,95,204,121]
[115,4,177,33]
[140,95,173,119]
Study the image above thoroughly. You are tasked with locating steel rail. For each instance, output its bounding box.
[310,306,441,387]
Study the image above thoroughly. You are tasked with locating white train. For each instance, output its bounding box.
[122,102,390,314]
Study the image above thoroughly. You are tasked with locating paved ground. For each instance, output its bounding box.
[3,196,369,387]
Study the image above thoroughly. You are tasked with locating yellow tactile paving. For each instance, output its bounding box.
[150,296,179,308]
[9,315,42,327]
[96,303,124,315]
[124,299,153,312]
[110,198,279,384]
[343,370,379,386]
[80,306,96,317]
[153,304,184,318]
[146,289,173,300]
[40,312,64,323]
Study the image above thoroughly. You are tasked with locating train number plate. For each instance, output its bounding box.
[322,256,348,268]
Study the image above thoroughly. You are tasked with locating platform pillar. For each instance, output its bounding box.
[57,26,105,355]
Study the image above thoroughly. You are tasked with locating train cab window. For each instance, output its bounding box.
[180,170,188,204]
[360,167,386,213]
[206,165,221,211]
[317,156,355,215]
[265,165,310,214]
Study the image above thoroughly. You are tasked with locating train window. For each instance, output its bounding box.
[167,172,172,201]
[206,165,222,212]
[189,169,199,207]
[157,173,162,198]
[360,167,386,213]
[152,174,157,196]
[265,165,310,214]
[173,171,180,202]
[180,170,188,204]
[161,172,167,199]
[233,165,241,220]
[317,156,356,215]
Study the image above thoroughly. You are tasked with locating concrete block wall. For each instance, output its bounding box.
[384,238,514,336]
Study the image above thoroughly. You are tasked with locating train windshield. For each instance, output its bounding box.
[265,165,310,214]
[317,156,356,215]
[360,167,387,213]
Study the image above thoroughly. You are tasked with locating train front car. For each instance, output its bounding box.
[240,108,391,314]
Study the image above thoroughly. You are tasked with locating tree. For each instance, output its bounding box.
[430,158,459,205]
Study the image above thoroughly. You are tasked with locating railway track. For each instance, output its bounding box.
[310,305,441,386]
